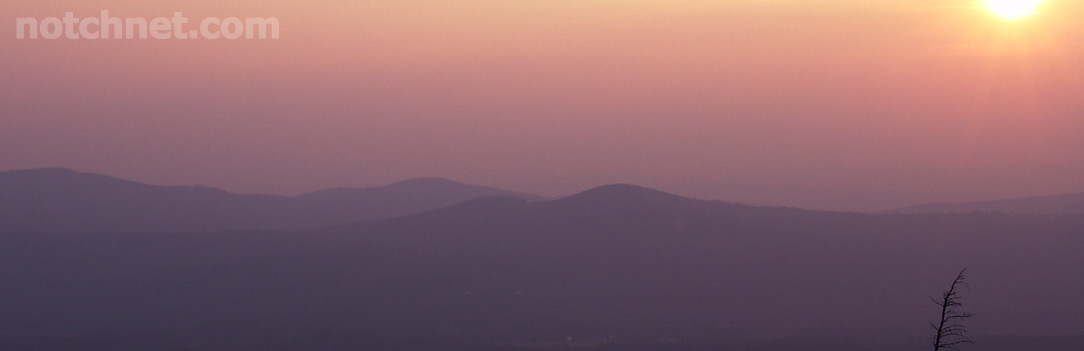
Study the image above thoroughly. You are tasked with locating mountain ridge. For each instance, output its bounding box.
[891,192,1084,214]
[5,181,1084,349]
[0,168,542,233]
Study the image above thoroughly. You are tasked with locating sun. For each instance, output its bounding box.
[984,0,1043,20]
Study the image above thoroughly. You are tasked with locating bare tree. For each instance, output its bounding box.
[931,268,974,351]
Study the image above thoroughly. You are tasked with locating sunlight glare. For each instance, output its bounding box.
[984,0,1043,20]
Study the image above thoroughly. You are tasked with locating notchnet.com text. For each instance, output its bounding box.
[15,11,279,40]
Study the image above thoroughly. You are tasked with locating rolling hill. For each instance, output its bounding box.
[0,168,542,233]
[2,184,1082,350]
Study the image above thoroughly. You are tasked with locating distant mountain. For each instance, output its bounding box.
[0,168,542,233]
[3,184,1083,350]
[890,192,1084,214]
[652,165,1084,212]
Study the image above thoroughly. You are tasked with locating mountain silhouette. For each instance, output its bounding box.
[548,183,700,208]
[4,184,1083,350]
[0,168,542,233]
[891,192,1084,214]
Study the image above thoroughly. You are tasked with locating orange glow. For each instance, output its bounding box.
[3,0,1084,198]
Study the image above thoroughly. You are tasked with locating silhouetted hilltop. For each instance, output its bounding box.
[291,177,544,229]
[550,184,703,209]
[0,168,291,233]
[2,181,1084,350]
[299,177,543,202]
[891,192,1084,214]
[0,168,541,233]
[560,184,689,201]
[0,168,233,197]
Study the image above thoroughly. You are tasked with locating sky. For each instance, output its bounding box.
[2,0,1084,210]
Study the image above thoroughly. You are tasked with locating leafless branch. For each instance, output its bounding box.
[932,268,974,351]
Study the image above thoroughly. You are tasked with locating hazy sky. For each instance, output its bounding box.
[3,0,1083,207]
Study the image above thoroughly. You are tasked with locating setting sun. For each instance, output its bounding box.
[985,0,1043,20]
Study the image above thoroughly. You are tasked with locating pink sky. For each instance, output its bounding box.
[3,0,1083,210]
